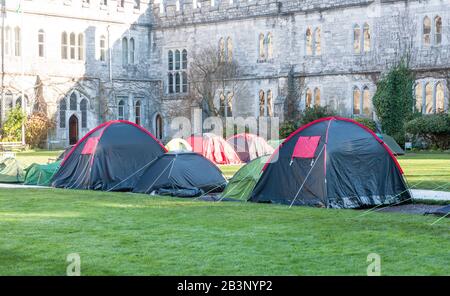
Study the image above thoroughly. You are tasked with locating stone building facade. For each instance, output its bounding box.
[1,0,449,147]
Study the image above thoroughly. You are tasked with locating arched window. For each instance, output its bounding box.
[306,28,313,56]
[59,99,67,128]
[80,99,88,128]
[100,35,106,62]
[168,50,173,70]
[15,95,26,109]
[305,88,312,108]
[182,49,188,69]
[175,72,181,93]
[38,29,45,57]
[353,87,361,115]
[423,16,431,45]
[70,93,77,111]
[4,27,10,56]
[182,72,188,93]
[61,32,68,59]
[314,28,321,56]
[267,90,273,117]
[259,90,265,116]
[353,25,361,54]
[129,37,135,64]
[415,83,423,112]
[267,33,273,60]
[425,83,433,114]
[314,88,320,106]
[219,38,225,62]
[5,91,13,112]
[77,33,84,60]
[118,100,125,120]
[226,37,233,62]
[14,27,21,57]
[135,101,141,125]
[435,82,445,113]
[175,50,181,70]
[363,23,370,52]
[168,73,174,94]
[259,33,265,59]
[70,33,76,60]
[435,16,442,45]
[219,92,225,116]
[362,87,371,116]
[227,92,233,117]
[122,37,128,66]
[155,114,163,139]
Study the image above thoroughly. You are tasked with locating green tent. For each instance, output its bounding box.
[377,134,405,156]
[0,158,25,183]
[24,160,61,186]
[221,155,269,200]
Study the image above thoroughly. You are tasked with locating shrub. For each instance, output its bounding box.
[372,61,415,145]
[353,117,378,132]
[300,106,336,125]
[26,112,54,148]
[404,113,450,150]
[1,106,26,142]
[279,120,299,139]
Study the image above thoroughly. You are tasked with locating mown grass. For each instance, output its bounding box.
[0,188,448,275]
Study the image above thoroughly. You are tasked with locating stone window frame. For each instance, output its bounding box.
[422,15,443,47]
[414,79,448,114]
[257,89,274,117]
[305,26,321,57]
[166,48,188,95]
[351,85,373,117]
[38,29,45,58]
[218,36,233,63]
[352,22,371,55]
[257,32,273,63]
[61,31,84,61]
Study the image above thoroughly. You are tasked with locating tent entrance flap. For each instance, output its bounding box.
[81,137,99,155]
[292,136,321,158]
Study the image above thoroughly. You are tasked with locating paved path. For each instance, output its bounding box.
[411,189,450,201]
[0,184,448,202]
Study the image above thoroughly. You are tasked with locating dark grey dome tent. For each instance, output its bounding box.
[133,152,227,197]
[52,120,167,191]
[249,117,411,209]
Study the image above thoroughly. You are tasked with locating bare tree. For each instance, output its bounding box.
[188,45,243,118]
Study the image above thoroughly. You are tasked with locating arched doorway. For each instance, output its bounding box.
[69,115,79,145]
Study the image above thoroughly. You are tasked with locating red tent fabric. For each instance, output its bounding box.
[227,133,275,163]
[187,133,241,165]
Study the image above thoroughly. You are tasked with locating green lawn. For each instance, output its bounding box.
[0,188,448,275]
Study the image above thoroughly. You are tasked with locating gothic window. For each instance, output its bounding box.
[314,88,320,106]
[15,97,22,108]
[436,82,445,113]
[4,91,13,112]
[182,49,188,69]
[167,49,187,94]
[122,37,128,66]
[415,83,423,112]
[59,99,67,128]
[175,72,181,93]
[61,32,68,59]
[259,33,265,59]
[266,90,273,117]
[100,35,106,62]
[129,37,135,64]
[435,16,442,45]
[267,33,273,59]
[306,28,313,56]
[168,50,173,70]
[423,16,431,45]
[314,28,321,56]
[168,73,174,94]
[70,93,77,111]
[135,100,141,125]
[182,72,188,93]
[80,99,88,128]
[118,99,125,120]
[226,37,233,62]
[155,114,163,139]
[134,0,140,9]
[305,88,312,108]
[363,23,370,52]
[4,27,10,56]
[353,87,361,115]
[362,87,371,116]
[70,33,76,60]
[219,38,225,63]
[14,27,21,57]
[353,25,361,54]
[425,82,433,114]
[175,50,181,70]
[259,90,265,116]
[38,29,45,57]
[77,33,84,60]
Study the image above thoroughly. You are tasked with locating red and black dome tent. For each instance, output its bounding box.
[249,117,411,208]
[52,120,167,191]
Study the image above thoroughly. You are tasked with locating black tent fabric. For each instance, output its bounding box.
[249,117,411,209]
[133,152,227,197]
[52,120,166,191]
[425,205,450,217]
